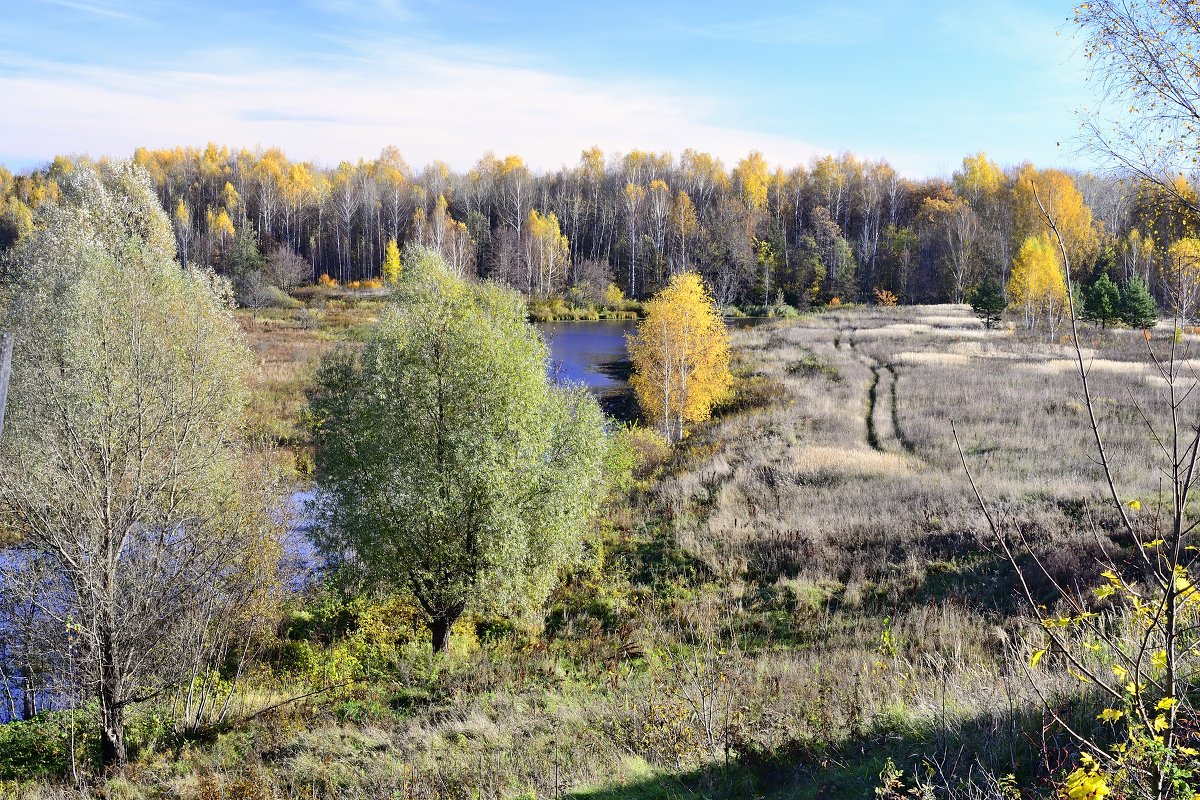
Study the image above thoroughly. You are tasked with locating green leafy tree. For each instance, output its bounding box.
[0,161,280,767]
[309,248,609,652]
[1120,275,1159,329]
[1083,273,1122,328]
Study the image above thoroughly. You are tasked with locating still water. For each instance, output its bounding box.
[539,319,639,420]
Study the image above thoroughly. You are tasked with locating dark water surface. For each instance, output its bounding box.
[539,319,639,421]
[538,317,775,421]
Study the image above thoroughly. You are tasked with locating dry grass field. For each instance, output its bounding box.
[11,303,1194,800]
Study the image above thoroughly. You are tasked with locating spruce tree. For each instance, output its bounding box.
[970,275,1006,329]
[1083,274,1121,328]
[1119,276,1158,329]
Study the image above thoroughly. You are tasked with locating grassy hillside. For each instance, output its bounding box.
[4,302,1184,799]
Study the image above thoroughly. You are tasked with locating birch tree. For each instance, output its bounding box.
[0,161,281,767]
[628,272,732,443]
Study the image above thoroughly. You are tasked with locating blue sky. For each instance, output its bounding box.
[0,0,1091,176]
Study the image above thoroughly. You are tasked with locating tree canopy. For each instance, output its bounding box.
[969,275,1006,329]
[0,160,280,766]
[1120,275,1159,329]
[309,248,609,651]
[629,272,732,443]
[1008,232,1068,335]
[1083,273,1122,328]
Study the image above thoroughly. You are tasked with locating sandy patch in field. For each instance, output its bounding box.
[895,351,972,366]
[793,446,918,479]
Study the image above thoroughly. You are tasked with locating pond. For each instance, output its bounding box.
[0,316,781,723]
[539,319,639,421]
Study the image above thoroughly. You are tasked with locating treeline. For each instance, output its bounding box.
[2,145,1199,312]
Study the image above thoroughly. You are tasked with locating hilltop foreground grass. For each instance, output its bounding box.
[4,303,1189,799]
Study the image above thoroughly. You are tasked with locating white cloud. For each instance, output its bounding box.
[0,42,843,174]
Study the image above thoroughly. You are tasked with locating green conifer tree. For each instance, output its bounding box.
[969,275,1006,329]
[1083,274,1121,328]
[1119,276,1158,329]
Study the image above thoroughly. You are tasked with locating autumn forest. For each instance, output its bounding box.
[0,144,1180,317]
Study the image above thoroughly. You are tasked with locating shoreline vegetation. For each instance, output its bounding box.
[12,3,1200,797]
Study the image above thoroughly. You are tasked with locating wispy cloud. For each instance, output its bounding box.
[0,43,832,173]
[683,4,892,46]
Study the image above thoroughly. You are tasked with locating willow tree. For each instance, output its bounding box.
[309,248,608,652]
[0,161,281,767]
[629,272,732,444]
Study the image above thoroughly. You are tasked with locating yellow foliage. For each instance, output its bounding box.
[629,272,732,443]
[209,207,235,241]
[671,190,698,241]
[1008,232,1067,331]
[733,150,770,212]
[954,152,1006,202]
[874,287,898,306]
[1061,763,1110,800]
[221,181,240,212]
[1166,237,1200,318]
[382,237,402,284]
[1013,165,1099,275]
[527,208,570,293]
[318,273,338,288]
[603,283,626,309]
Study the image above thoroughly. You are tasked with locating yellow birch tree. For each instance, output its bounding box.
[1008,231,1068,335]
[382,237,402,284]
[628,272,732,443]
[1165,237,1200,322]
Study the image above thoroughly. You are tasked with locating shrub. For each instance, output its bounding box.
[603,283,626,309]
[259,284,301,309]
[0,711,94,780]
